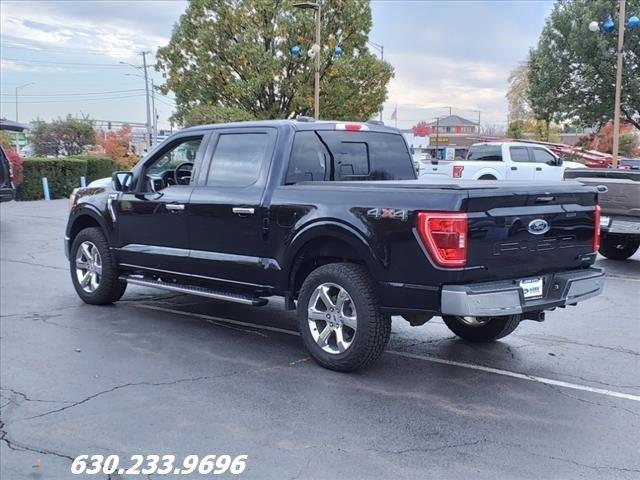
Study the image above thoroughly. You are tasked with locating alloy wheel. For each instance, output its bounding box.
[457,316,490,327]
[307,282,357,354]
[75,241,102,293]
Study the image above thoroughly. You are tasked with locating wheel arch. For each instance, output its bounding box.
[67,206,113,247]
[283,222,378,301]
[473,168,501,180]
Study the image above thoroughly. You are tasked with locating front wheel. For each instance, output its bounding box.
[599,235,639,260]
[297,263,391,372]
[70,227,127,305]
[442,315,521,342]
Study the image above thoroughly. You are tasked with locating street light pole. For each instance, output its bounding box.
[15,82,35,123]
[612,0,626,168]
[367,40,385,121]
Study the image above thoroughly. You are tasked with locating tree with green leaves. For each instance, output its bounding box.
[156,0,393,125]
[506,61,532,123]
[528,0,639,131]
[31,117,95,156]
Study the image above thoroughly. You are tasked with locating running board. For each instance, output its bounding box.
[120,276,268,306]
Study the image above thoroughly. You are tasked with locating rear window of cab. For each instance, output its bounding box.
[285,130,415,184]
[465,145,503,162]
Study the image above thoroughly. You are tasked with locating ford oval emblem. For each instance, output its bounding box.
[528,219,550,235]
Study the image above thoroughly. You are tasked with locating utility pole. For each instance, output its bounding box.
[294,2,321,119]
[151,79,158,146]
[141,51,152,149]
[435,117,441,159]
[313,4,321,120]
[612,0,626,168]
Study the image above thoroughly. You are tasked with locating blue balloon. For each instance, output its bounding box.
[291,46,301,57]
[628,16,640,28]
[333,46,343,58]
[603,18,615,32]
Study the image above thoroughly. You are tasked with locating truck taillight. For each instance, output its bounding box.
[593,205,601,252]
[417,212,467,267]
[453,165,464,178]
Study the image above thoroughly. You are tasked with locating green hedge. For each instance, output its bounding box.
[15,156,117,201]
[70,156,117,183]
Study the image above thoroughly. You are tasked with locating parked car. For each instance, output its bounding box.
[619,158,640,171]
[65,119,604,371]
[419,142,565,182]
[565,168,640,260]
[0,119,27,203]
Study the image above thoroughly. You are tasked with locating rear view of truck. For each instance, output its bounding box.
[565,169,640,260]
[427,180,604,341]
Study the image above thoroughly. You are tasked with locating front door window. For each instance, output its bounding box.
[144,138,203,191]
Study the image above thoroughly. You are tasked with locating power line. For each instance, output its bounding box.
[0,93,147,104]
[2,58,139,68]
[0,89,145,97]
[2,41,157,58]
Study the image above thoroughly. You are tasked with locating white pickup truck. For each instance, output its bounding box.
[418,142,565,182]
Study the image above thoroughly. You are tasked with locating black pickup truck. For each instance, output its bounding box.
[65,119,604,371]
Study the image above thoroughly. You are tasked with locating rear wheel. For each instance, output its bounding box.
[70,227,126,304]
[297,263,391,372]
[442,315,521,342]
[478,175,497,180]
[599,235,639,260]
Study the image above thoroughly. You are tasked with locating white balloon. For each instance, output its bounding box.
[588,21,600,32]
[307,44,320,59]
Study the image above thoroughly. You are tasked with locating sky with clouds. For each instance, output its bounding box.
[0,0,554,130]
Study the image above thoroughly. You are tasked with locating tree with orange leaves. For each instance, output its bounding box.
[96,125,137,169]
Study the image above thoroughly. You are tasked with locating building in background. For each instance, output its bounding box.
[406,114,485,160]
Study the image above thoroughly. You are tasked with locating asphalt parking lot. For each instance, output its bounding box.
[1,199,639,479]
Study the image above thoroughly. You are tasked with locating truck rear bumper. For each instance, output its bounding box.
[440,267,605,317]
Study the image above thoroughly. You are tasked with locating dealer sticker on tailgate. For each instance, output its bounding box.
[520,277,543,299]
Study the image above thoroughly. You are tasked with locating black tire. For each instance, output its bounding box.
[297,263,391,372]
[70,227,126,305]
[442,315,521,342]
[478,175,497,180]
[599,235,640,260]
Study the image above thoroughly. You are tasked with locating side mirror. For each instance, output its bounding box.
[431,158,439,165]
[112,171,133,192]
[551,156,564,166]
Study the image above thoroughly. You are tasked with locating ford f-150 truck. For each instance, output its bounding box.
[65,119,605,371]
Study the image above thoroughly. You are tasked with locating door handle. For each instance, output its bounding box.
[232,207,255,215]
[166,203,185,211]
[511,166,518,170]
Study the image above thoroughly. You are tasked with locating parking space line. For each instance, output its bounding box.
[387,351,640,402]
[131,303,640,403]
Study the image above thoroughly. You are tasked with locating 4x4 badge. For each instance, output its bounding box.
[366,208,408,221]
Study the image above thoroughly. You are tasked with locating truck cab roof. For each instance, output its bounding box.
[179,119,401,135]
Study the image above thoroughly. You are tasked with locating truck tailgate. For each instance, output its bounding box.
[463,185,598,280]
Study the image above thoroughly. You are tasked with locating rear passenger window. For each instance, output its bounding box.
[466,146,503,162]
[207,133,270,186]
[510,147,529,163]
[285,131,329,183]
